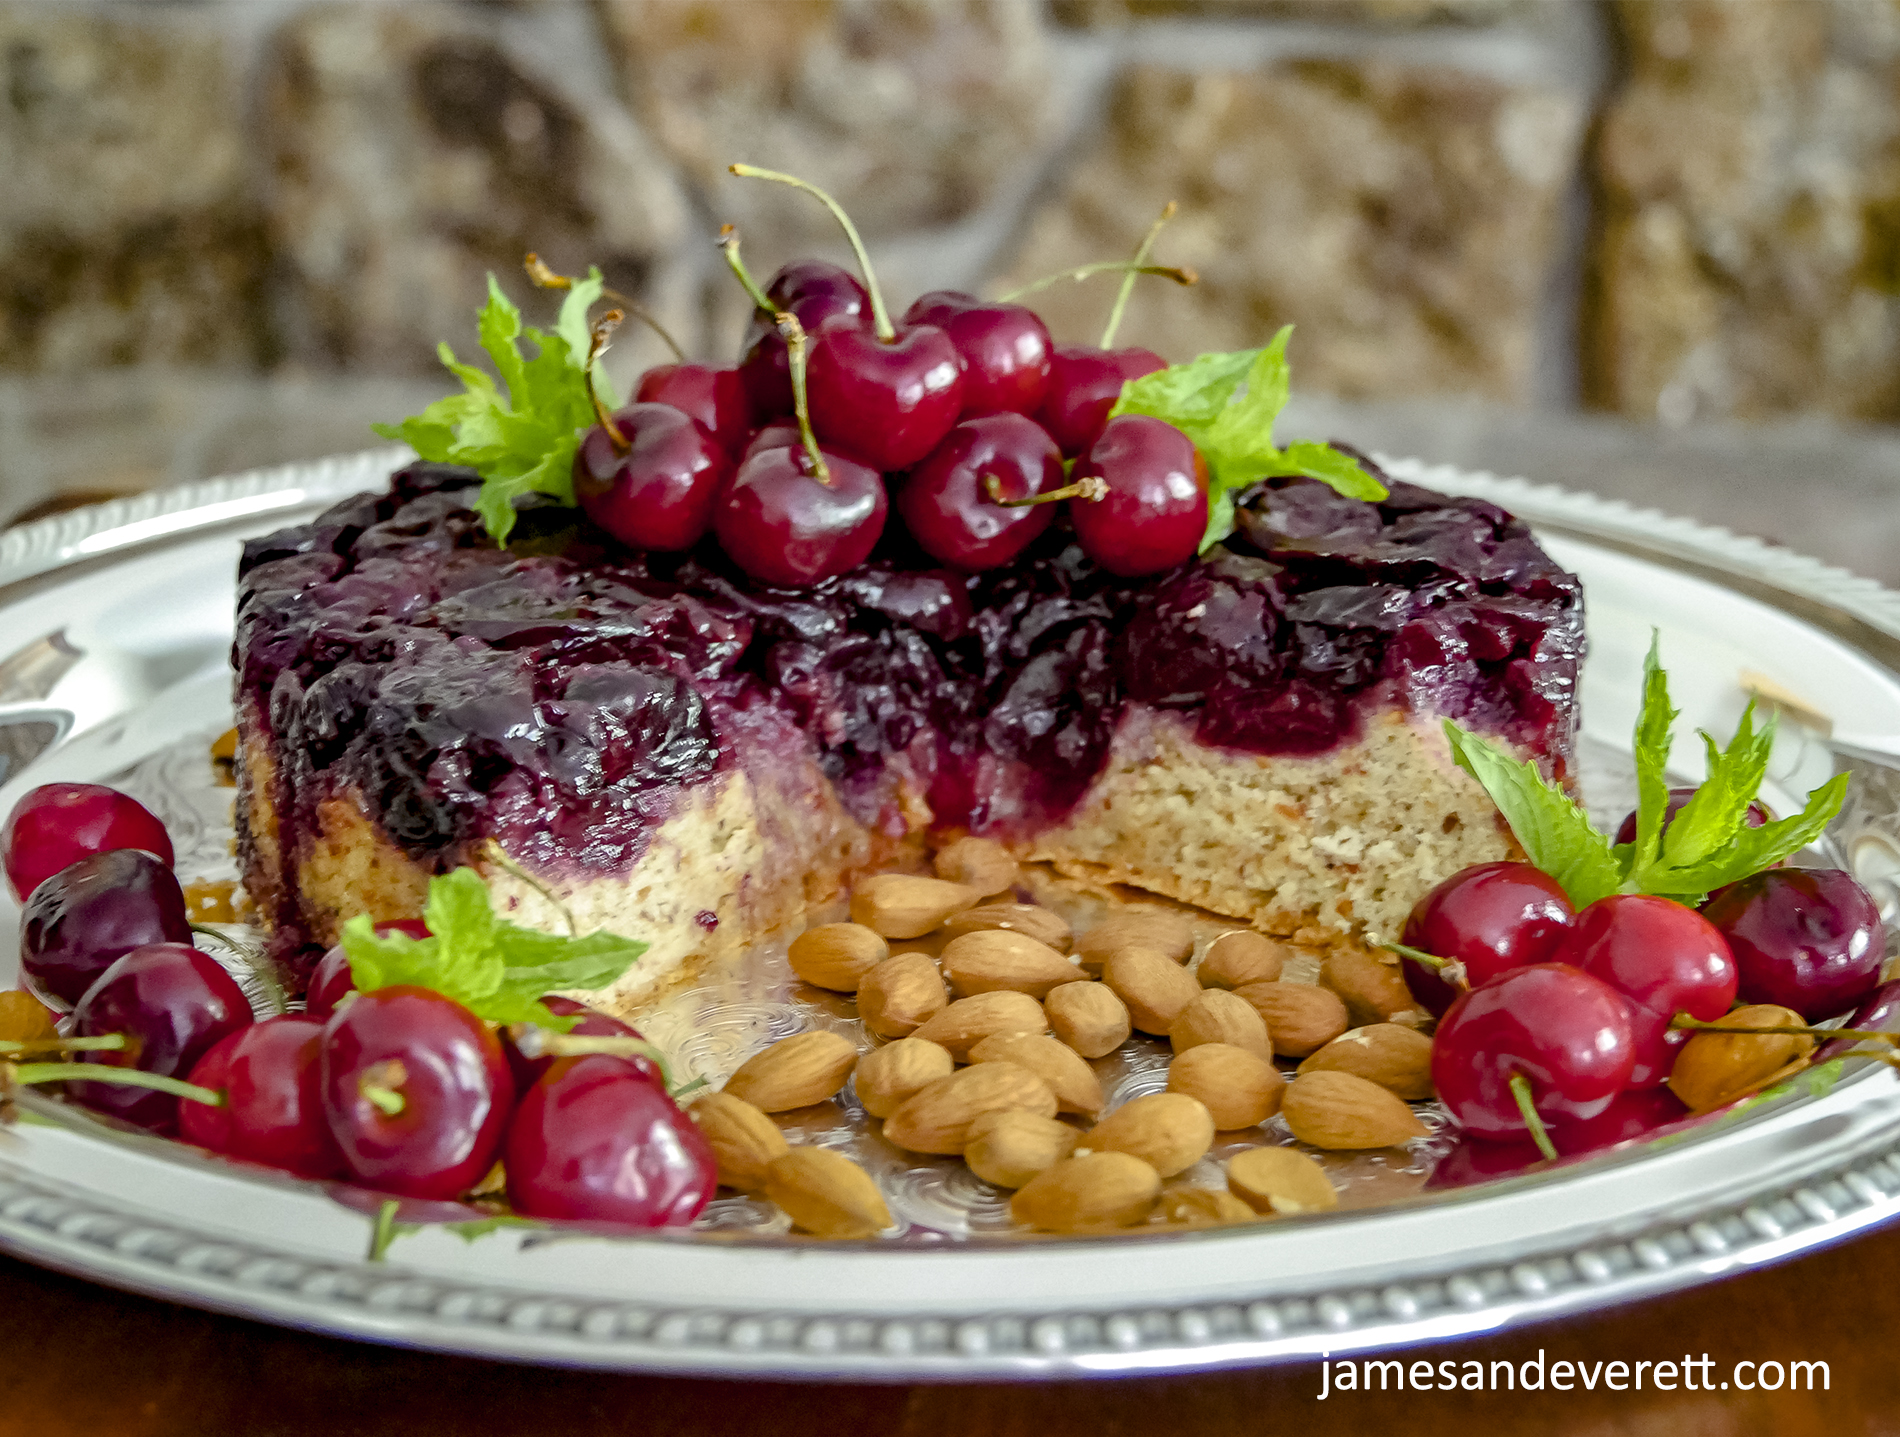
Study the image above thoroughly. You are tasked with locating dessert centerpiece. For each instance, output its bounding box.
[1,177,1886,1246]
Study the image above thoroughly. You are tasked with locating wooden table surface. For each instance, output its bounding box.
[2,1219,1894,1437]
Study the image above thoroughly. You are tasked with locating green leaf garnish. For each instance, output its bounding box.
[373,271,612,545]
[1444,722,1621,909]
[1446,634,1849,907]
[339,867,645,1029]
[1108,325,1387,551]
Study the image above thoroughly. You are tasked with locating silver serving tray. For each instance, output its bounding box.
[1,447,1898,1381]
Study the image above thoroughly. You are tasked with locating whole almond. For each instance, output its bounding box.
[1154,1184,1259,1227]
[854,1037,955,1118]
[1103,946,1201,1035]
[1045,981,1132,1059]
[940,929,1082,999]
[1283,1070,1428,1150]
[1169,988,1271,1060]
[1198,930,1288,990]
[933,836,1019,897]
[882,1060,1058,1154]
[690,1091,789,1191]
[968,1032,1103,1116]
[722,1030,859,1113]
[910,990,1049,1060]
[851,874,981,939]
[941,902,1072,953]
[964,1108,1081,1188]
[1074,912,1194,974]
[1322,944,1425,1027]
[1010,1152,1160,1233]
[788,923,889,993]
[764,1148,892,1239]
[857,952,949,1038]
[1086,1092,1215,1178]
[1235,981,1349,1057]
[1227,1145,1339,1216]
[1299,1024,1435,1101]
[1668,1003,1815,1113]
[1166,1042,1284,1131]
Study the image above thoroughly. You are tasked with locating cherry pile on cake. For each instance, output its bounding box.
[232,175,1583,1010]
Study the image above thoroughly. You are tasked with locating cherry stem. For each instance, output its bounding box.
[360,1059,408,1117]
[0,1034,128,1057]
[368,1198,405,1263]
[1382,942,1470,989]
[1102,200,1180,349]
[509,1024,685,1093]
[775,311,832,486]
[983,473,1107,508]
[717,225,774,312]
[4,1061,223,1107]
[581,311,630,456]
[999,261,1197,307]
[729,163,894,341]
[481,840,576,937]
[1508,1072,1557,1162]
[522,252,685,362]
[1670,1016,1897,1044]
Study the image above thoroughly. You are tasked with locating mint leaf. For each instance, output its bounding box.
[1627,634,1676,877]
[1639,772,1848,899]
[340,868,644,1028]
[1655,705,1773,872]
[373,274,600,544]
[1108,325,1385,550]
[1444,721,1621,908]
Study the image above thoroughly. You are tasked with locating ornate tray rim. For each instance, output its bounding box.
[1,447,1898,1383]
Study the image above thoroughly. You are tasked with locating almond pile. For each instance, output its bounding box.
[690,840,1436,1239]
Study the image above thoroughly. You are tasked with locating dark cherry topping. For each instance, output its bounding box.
[235,457,1581,954]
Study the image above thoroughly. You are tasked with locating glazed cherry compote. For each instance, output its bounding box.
[1399,862,1574,1017]
[181,1015,344,1179]
[20,849,193,1008]
[320,986,514,1201]
[69,942,253,1133]
[1,782,174,903]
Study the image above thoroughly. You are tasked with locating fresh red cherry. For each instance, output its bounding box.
[1613,785,1771,847]
[714,446,887,587]
[2,782,174,903]
[320,986,515,1201]
[305,919,430,1020]
[1068,415,1208,577]
[180,1015,344,1178]
[1817,978,1900,1062]
[741,419,801,463]
[504,1054,716,1228]
[806,314,964,472]
[901,291,1053,417]
[504,995,654,1091]
[1701,867,1884,1021]
[738,260,867,419]
[69,943,253,1134]
[1553,894,1738,1087]
[573,402,733,553]
[896,412,1064,571]
[1426,1085,1693,1190]
[1431,963,1636,1142]
[20,849,193,1008]
[1036,345,1166,457]
[634,363,750,458]
[1400,861,1575,1017]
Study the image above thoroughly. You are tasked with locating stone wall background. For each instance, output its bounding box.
[2,0,1898,580]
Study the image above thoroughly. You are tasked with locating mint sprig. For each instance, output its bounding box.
[373,271,612,545]
[1446,634,1848,908]
[1107,325,1387,551]
[339,868,645,1030]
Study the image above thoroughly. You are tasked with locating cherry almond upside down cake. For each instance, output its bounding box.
[233,198,1581,1016]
